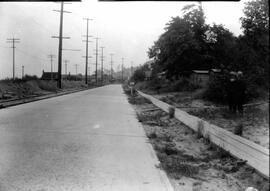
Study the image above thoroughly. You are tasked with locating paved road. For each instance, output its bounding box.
[0,85,173,191]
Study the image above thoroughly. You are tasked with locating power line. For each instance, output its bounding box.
[16,48,47,62]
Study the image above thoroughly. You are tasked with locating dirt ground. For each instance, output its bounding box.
[125,91,269,191]
[152,91,269,149]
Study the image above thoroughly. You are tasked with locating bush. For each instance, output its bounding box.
[37,80,58,92]
[234,123,243,136]
[168,107,175,118]
[203,74,228,103]
[23,75,38,81]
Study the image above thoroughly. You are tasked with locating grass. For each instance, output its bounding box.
[137,112,169,126]
[147,131,157,139]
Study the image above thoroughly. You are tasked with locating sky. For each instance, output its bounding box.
[0,0,248,79]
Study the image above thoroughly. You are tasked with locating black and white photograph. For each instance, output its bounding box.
[0,0,269,190]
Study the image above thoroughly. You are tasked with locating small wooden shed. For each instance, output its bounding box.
[191,70,209,87]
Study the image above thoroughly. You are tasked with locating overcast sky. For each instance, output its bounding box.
[0,0,248,79]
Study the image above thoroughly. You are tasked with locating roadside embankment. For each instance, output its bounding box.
[0,79,96,109]
[123,85,269,191]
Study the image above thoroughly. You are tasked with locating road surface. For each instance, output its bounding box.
[0,85,173,191]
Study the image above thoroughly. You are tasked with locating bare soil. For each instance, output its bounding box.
[152,91,269,149]
[126,91,269,191]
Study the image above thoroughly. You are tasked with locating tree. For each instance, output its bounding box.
[148,3,210,80]
[239,0,269,87]
[206,24,237,70]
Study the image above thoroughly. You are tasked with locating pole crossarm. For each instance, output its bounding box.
[62,48,81,51]
[53,10,72,14]
[51,36,71,39]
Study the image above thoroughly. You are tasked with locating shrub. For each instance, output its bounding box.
[23,75,38,81]
[148,132,157,139]
[37,80,58,92]
[203,74,228,103]
[234,123,243,136]
[168,107,175,118]
[197,120,204,138]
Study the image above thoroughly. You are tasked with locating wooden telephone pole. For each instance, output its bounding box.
[6,37,20,80]
[52,2,71,88]
[83,18,93,85]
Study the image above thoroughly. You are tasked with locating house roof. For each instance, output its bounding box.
[192,70,209,74]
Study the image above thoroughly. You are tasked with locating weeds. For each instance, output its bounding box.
[168,106,175,118]
[234,122,243,136]
[162,156,199,178]
[137,111,168,126]
[147,132,157,139]
[197,120,204,138]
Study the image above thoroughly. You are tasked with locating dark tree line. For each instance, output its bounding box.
[147,0,269,90]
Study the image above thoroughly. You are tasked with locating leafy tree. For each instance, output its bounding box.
[239,0,269,87]
[131,64,150,82]
[148,3,209,80]
[206,24,237,70]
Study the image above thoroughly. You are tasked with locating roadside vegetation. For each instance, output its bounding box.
[123,86,269,191]
[130,0,269,148]
[131,0,268,102]
[0,75,88,100]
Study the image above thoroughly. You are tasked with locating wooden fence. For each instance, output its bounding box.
[138,91,269,179]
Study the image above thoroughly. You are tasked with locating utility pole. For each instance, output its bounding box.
[83,18,93,85]
[74,64,78,81]
[52,2,71,88]
[130,61,133,78]
[94,37,100,85]
[100,46,105,85]
[6,37,20,80]
[22,65,24,79]
[121,57,124,82]
[110,53,114,82]
[48,54,56,80]
[63,59,69,80]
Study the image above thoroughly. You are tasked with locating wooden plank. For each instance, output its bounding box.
[138,91,269,178]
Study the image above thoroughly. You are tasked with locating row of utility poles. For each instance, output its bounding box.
[6,2,133,88]
[52,2,128,88]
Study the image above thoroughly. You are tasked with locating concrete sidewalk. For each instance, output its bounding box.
[0,85,174,191]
